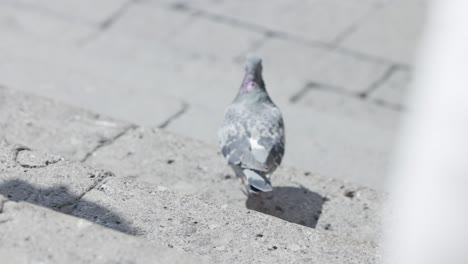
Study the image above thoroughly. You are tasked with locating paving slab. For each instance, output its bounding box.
[282,101,397,191]
[70,176,381,264]
[0,86,132,161]
[81,2,263,107]
[165,0,383,43]
[0,196,208,264]
[369,67,412,107]
[0,31,183,128]
[0,4,93,44]
[0,0,129,25]
[340,0,427,65]
[255,38,390,97]
[86,127,387,243]
[296,87,400,130]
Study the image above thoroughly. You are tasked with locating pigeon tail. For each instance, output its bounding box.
[243,169,273,193]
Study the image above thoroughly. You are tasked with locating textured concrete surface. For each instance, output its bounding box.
[0,139,112,209]
[0,139,381,263]
[0,195,208,264]
[86,127,387,243]
[70,177,381,264]
[0,84,386,243]
[0,86,132,161]
[0,0,422,189]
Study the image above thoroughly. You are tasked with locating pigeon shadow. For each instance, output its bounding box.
[246,186,325,228]
[0,179,136,235]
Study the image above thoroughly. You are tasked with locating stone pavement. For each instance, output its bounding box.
[0,195,209,264]
[0,85,387,244]
[0,127,382,263]
[0,0,426,190]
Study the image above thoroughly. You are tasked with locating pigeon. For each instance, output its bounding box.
[218,55,285,194]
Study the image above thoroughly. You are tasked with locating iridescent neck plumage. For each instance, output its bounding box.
[240,56,265,93]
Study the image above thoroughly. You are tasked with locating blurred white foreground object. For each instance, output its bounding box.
[385,0,468,263]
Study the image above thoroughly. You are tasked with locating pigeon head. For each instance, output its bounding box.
[240,55,266,93]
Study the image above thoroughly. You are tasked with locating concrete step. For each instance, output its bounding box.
[0,85,387,244]
[86,127,387,244]
[0,139,380,263]
[0,193,207,264]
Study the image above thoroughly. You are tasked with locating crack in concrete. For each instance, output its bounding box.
[0,199,13,225]
[0,198,8,214]
[58,171,114,213]
[13,146,63,169]
[158,102,189,129]
[80,125,137,162]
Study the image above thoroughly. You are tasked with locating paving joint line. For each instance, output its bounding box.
[289,80,405,112]
[80,124,137,162]
[289,85,313,104]
[58,171,115,213]
[359,65,398,98]
[167,2,408,66]
[77,0,140,46]
[158,101,190,129]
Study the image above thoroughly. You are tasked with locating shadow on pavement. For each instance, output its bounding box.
[246,186,325,228]
[0,179,136,235]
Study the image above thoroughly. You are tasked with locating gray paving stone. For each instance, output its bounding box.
[0,196,208,264]
[168,14,264,62]
[0,0,129,25]
[84,1,262,62]
[81,1,263,106]
[0,31,183,128]
[0,86,131,161]
[86,1,195,45]
[282,101,398,191]
[296,87,400,131]
[168,0,383,43]
[0,139,111,209]
[340,0,427,65]
[71,177,381,264]
[0,4,93,43]
[255,38,390,96]
[86,127,387,243]
[165,103,221,144]
[370,68,412,107]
